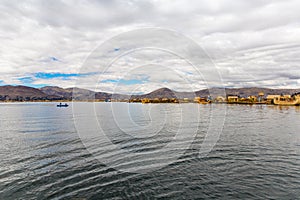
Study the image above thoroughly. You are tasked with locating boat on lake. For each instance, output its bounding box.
[273,96,300,106]
[57,103,69,107]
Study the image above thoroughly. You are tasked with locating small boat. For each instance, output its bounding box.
[197,98,212,104]
[57,103,69,107]
[273,96,300,106]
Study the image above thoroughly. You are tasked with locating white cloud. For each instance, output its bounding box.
[0,0,300,92]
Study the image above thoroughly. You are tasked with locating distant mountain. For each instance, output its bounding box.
[0,85,59,101]
[0,85,300,101]
[133,88,178,99]
[40,86,129,100]
[134,87,200,99]
[40,86,73,99]
[132,87,300,99]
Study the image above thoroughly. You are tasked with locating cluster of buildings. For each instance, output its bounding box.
[226,92,300,105]
[129,98,179,103]
[226,92,265,104]
[126,92,300,106]
[128,96,212,104]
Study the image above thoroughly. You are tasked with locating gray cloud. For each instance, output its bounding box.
[0,0,299,92]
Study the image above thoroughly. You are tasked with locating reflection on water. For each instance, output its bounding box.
[0,103,300,199]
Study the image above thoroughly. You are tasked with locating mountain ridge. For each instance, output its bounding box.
[0,85,300,101]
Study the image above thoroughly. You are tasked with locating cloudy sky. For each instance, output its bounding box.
[0,0,300,94]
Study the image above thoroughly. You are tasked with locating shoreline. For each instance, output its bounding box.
[1,100,299,106]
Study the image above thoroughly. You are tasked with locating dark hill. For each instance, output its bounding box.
[40,86,129,100]
[135,87,178,99]
[41,86,98,100]
[40,86,73,98]
[0,85,59,101]
[1,85,300,101]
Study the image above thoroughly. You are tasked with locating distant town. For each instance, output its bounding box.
[129,93,300,106]
[1,85,300,106]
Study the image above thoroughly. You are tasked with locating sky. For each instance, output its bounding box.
[0,0,300,94]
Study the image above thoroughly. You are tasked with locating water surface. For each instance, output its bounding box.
[0,102,299,199]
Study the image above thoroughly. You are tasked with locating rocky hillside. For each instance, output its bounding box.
[40,86,129,100]
[40,86,73,99]
[0,85,59,101]
[1,85,299,101]
[133,88,178,99]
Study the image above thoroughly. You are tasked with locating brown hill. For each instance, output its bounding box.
[40,86,73,99]
[0,85,59,101]
[133,88,178,99]
[1,85,300,101]
[134,87,300,99]
[40,86,129,100]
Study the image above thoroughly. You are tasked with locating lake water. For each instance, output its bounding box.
[0,102,300,199]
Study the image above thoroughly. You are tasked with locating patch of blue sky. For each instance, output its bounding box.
[100,79,145,85]
[0,80,4,86]
[107,47,121,54]
[18,77,34,84]
[18,77,48,88]
[27,83,49,88]
[183,71,193,75]
[34,72,92,80]
[50,56,59,62]
[40,56,61,63]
